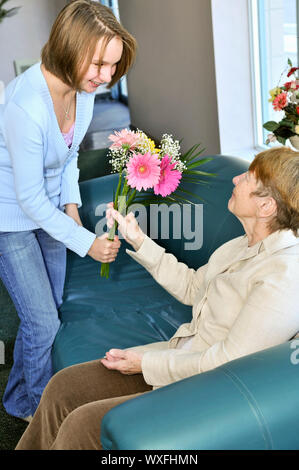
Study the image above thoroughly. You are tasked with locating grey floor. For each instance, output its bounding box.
[80,97,131,151]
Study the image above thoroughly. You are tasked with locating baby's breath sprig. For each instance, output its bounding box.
[159,134,187,172]
[108,148,130,173]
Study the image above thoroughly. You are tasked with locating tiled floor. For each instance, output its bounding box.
[80,97,131,151]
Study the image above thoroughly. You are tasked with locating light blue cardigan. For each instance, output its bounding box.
[0,62,97,257]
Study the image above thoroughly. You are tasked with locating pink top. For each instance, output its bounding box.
[62,122,75,148]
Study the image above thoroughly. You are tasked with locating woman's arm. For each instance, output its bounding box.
[108,206,208,306]
[139,272,299,387]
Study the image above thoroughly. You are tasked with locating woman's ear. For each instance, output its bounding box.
[257,196,277,219]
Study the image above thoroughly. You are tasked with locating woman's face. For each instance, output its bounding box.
[228,171,259,219]
[80,36,123,93]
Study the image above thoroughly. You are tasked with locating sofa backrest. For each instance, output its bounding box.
[150,155,249,269]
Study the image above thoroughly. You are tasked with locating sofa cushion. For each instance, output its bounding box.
[52,245,192,372]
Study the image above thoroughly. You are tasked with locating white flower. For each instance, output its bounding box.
[266,133,277,144]
[108,148,131,173]
[160,134,181,158]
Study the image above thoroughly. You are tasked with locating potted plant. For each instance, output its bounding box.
[263,59,299,149]
[0,0,21,24]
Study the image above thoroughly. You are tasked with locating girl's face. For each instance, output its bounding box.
[80,36,123,93]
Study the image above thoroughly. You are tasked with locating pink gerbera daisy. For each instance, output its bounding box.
[154,155,182,197]
[272,92,288,111]
[108,129,140,150]
[126,152,161,191]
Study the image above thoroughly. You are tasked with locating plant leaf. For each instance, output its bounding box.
[263,121,279,132]
[175,187,205,202]
[184,169,217,177]
[185,157,213,170]
[0,0,10,7]
[276,135,286,145]
[181,143,205,162]
[5,6,21,17]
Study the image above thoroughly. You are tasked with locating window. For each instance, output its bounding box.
[99,0,128,103]
[250,0,298,147]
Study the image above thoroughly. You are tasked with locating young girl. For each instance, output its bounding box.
[0,0,136,421]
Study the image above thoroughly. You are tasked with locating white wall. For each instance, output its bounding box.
[0,0,67,85]
[118,0,220,156]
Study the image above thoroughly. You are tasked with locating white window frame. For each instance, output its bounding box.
[248,0,266,150]
[249,0,298,149]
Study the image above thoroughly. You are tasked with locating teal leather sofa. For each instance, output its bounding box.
[52,154,299,450]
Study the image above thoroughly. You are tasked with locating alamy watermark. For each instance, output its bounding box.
[0,341,4,365]
[290,339,299,365]
[95,202,203,251]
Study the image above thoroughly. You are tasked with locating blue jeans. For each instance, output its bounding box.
[0,229,66,417]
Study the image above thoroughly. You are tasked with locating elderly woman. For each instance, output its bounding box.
[0,0,136,421]
[16,147,299,450]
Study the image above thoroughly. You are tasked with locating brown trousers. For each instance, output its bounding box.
[15,359,152,450]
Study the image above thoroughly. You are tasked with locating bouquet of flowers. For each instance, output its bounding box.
[263,59,299,146]
[100,128,214,278]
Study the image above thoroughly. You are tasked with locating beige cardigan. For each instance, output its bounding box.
[127,229,299,388]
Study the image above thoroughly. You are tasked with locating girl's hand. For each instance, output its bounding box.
[106,202,145,252]
[87,233,121,263]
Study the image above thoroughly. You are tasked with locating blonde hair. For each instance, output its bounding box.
[249,147,299,236]
[41,0,137,90]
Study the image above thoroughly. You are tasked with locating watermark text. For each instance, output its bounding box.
[95,202,203,251]
[290,339,299,365]
[0,341,4,365]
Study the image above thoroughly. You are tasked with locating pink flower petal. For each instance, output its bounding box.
[154,155,182,197]
[126,152,161,191]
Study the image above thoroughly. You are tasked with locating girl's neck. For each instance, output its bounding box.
[40,64,76,100]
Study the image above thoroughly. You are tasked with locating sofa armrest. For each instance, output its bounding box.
[101,341,299,450]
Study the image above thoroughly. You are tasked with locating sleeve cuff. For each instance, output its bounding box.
[64,224,96,257]
[126,235,166,270]
[141,349,202,387]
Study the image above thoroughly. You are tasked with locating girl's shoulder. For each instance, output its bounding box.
[4,63,50,129]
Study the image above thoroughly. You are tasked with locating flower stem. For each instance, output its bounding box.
[100,173,129,278]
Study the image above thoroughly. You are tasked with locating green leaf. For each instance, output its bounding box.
[276,135,286,145]
[280,118,295,129]
[263,121,279,132]
[184,169,217,177]
[175,187,205,202]
[185,158,213,170]
[181,177,211,186]
[5,6,21,17]
[181,143,205,162]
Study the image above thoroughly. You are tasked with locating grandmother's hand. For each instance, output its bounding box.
[106,202,145,251]
[101,349,143,375]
